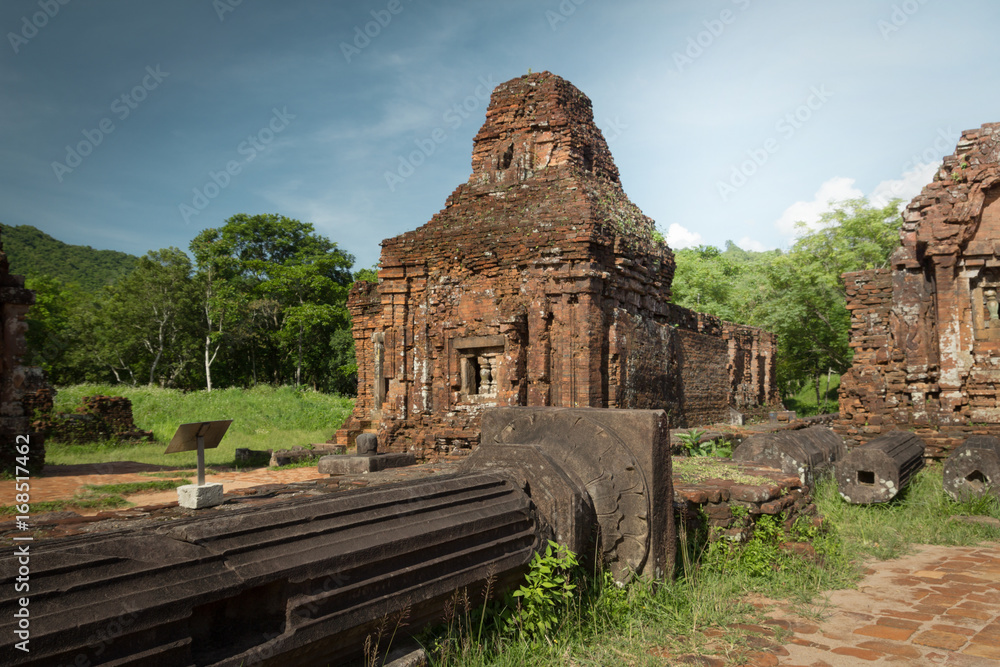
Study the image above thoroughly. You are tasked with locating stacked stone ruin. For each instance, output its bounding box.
[337,72,779,457]
[0,226,50,475]
[838,123,1000,458]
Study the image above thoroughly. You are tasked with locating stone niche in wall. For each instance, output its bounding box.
[453,335,506,405]
[963,185,1000,422]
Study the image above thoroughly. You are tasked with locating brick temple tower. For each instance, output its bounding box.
[336,72,778,458]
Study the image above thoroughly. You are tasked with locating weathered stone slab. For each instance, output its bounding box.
[943,435,1000,501]
[837,431,925,503]
[478,406,674,582]
[0,473,540,666]
[732,426,846,486]
[318,452,416,475]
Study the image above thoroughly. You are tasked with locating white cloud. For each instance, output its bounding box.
[775,176,864,237]
[665,223,703,249]
[737,236,769,252]
[869,162,939,209]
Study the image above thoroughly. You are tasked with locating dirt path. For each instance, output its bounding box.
[1,462,327,514]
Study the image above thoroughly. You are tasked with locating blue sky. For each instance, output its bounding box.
[2,0,999,271]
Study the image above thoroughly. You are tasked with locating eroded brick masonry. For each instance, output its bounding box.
[337,73,778,458]
[0,226,50,474]
[838,123,1000,457]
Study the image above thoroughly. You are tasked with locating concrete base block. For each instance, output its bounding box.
[177,483,224,509]
[318,453,415,475]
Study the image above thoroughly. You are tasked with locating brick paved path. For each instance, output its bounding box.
[741,543,1000,666]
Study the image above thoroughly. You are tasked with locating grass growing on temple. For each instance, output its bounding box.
[414,466,1000,666]
[43,384,353,468]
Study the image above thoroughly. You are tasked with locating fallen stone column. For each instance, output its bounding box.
[836,431,925,504]
[474,406,675,582]
[1,473,542,667]
[943,435,1000,501]
[732,426,846,486]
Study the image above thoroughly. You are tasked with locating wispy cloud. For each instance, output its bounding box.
[870,161,938,209]
[665,222,703,249]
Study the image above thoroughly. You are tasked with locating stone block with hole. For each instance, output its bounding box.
[943,435,1000,501]
[837,431,925,503]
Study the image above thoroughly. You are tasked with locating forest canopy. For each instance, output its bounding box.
[13,214,364,395]
[670,197,903,403]
[7,199,901,402]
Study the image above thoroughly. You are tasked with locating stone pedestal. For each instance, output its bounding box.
[317,452,416,475]
[177,483,224,509]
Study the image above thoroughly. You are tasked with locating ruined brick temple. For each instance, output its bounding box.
[0,226,50,474]
[337,72,779,457]
[839,123,1000,457]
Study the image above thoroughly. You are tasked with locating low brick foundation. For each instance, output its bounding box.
[673,457,820,543]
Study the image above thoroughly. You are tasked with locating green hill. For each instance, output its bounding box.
[2,224,138,292]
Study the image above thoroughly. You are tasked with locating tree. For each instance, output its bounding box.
[670,198,902,405]
[759,198,902,402]
[189,214,355,391]
[670,242,776,325]
[23,275,84,382]
[89,248,201,387]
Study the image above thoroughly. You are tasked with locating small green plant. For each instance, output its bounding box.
[677,429,731,457]
[677,428,706,452]
[505,540,579,643]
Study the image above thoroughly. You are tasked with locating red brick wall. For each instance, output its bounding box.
[836,123,1000,457]
[722,321,779,413]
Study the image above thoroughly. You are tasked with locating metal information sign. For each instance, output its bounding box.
[164,420,233,485]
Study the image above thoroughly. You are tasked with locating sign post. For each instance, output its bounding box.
[165,420,233,509]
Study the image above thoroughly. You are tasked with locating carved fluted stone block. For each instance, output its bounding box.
[0,473,540,666]
[475,406,674,582]
[733,426,846,486]
[837,431,925,504]
[943,435,1000,501]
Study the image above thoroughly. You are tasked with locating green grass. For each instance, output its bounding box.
[814,462,1000,561]
[44,384,354,469]
[81,479,190,495]
[782,373,841,417]
[0,477,195,516]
